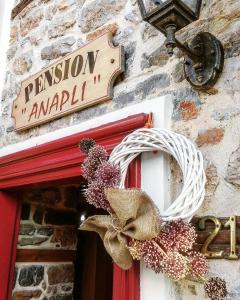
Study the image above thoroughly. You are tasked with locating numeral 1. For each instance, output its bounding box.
[224,216,238,260]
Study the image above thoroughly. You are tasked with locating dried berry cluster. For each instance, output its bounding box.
[204,277,228,300]
[129,220,208,281]
[80,139,120,212]
[128,220,228,299]
[79,138,96,154]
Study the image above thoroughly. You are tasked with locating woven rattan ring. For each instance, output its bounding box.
[109,128,206,222]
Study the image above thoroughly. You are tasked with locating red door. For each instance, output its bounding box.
[0,114,148,300]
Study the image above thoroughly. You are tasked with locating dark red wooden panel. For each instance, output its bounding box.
[0,192,21,300]
[113,159,141,300]
[16,249,77,262]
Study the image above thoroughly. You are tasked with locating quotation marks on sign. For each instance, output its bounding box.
[94,74,101,84]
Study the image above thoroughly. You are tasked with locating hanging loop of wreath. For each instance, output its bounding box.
[109,128,206,221]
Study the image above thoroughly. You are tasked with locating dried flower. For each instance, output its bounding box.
[128,240,142,260]
[79,138,96,154]
[82,145,108,181]
[161,252,189,281]
[141,240,164,273]
[188,251,208,280]
[80,140,210,290]
[204,277,228,300]
[155,220,197,253]
[95,162,120,186]
[85,180,112,212]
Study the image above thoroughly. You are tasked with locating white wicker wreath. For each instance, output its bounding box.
[109,128,206,222]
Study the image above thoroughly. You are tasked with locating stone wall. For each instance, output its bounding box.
[13,263,74,300]
[18,203,77,249]
[12,185,81,299]
[2,0,240,299]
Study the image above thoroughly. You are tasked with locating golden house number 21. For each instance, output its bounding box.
[199,216,239,260]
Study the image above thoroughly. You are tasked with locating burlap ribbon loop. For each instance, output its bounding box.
[80,188,161,270]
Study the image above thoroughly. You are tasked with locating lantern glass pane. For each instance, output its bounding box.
[144,0,198,14]
[181,0,198,13]
[142,0,159,13]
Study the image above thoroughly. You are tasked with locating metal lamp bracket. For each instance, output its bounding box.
[184,32,224,90]
[165,25,224,90]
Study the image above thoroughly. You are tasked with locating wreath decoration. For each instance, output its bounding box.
[109,128,206,221]
[79,128,228,300]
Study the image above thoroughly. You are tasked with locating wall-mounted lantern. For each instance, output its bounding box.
[137,0,224,90]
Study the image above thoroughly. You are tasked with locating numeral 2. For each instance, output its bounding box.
[199,216,223,258]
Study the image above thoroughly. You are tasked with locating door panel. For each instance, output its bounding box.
[74,231,113,300]
[0,192,21,300]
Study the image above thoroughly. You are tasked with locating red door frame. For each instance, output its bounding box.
[0,113,148,300]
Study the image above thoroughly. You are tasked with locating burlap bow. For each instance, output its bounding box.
[80,188,161,270]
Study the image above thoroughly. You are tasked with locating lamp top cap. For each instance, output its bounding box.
[153,0,200,14]
[137,0,202,33]
[137,0,202,17]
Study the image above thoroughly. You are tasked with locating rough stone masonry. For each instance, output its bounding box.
[2,0,240,299]
[12,185,79,300]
